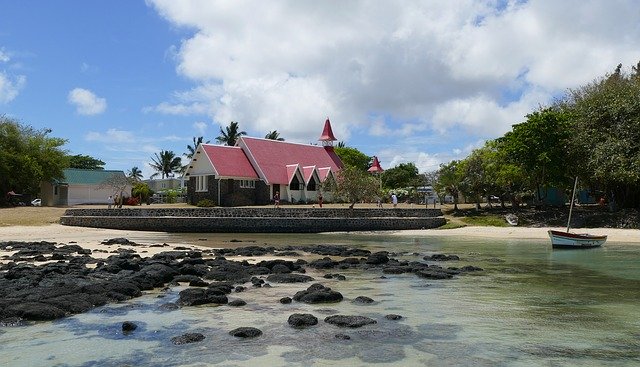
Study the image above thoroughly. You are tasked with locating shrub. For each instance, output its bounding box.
[196,199,216,207]
[126,197,140,206]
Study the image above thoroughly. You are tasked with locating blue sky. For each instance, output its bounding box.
[2,1,640,179]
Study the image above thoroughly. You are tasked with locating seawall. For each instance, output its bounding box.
[60,207,446,233]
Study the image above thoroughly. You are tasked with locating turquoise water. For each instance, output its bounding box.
[1,233,639,366]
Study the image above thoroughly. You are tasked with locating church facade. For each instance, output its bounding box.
[184,119,343,206]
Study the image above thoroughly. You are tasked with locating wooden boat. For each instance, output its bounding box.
[505,214,518,226]
[548,229,607,248]
[548,177,606,249]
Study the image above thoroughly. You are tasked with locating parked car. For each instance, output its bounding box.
[31,198,42,207]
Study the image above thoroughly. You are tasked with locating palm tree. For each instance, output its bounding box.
[127,166,143,181]
[186,136,210,159]
[265,130,284,141]
[216,121,246,146]
[149,150,182,179]
[337,141,346,148]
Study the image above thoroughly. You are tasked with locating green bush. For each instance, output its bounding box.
[196,199,216,207]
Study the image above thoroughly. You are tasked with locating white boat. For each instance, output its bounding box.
[548,177,606,249]
[548,229,607,248]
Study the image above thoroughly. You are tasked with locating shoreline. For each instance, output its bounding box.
[1,224,639,246]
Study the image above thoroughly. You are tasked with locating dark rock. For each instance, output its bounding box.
[325,315,377,328]
[188,279,209,287]
[415,269,454,279]
[353,296,375,304]
[266,273,314,283]
[4,302,66,321]
[122,321,138,333]
[235,286,246,293]
[383,266,409,274]
[460,265,484,272]
[308,257,337,269]
[365,252,389,265]
[171,332,205,345]
[385,314,403,320]
[423,254,460,261]
[178,288,228,306]
[228,299,247,307]
[229,327,262,338]
[335,333,351,340]
[158,303,179,312]
[280,297,292,304]
[288,313,318,328]
[293,283,343,304]
[102,238,138,246]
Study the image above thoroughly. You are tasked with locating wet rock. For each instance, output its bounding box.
[280,297,292,304]
[423,254,460,261]
[102,238,139,246]
[188,279,209,287]
[228,299,247,307]
[266,273,314,283]
[353,296,375,304]
[293,283,343,304]
[4,302,66,321]
[415,269,454,280]
[365,252,389,265]
[178,288,228,306]
[122,321,138,333]
[385,314,403,320]
[335,333,351,340]
[308,257,337,269]
[288,313,318,328]
[171,332,205,345]
[158,303,179,312]
[325,315,377,328]
[229,327,262,338]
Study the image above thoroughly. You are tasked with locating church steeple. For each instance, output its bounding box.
[318,117,337,147]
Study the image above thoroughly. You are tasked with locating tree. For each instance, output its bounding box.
[498,107,571,203]
[67,154,104,170]
[186,136,210,160]
[131,181,153,204]
[127,166,143,181]
[149,150,182,179]
[324,165,380,208]
[97,172,130,206]
[334,146,371,171]
[562,62,640,208]
[435,160,462,210]
[265,130,285,141]
[0,116,68,205]
[381,162,420,189]
[216,121,246,146]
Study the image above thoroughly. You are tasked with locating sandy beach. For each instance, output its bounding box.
[1,223,640,248]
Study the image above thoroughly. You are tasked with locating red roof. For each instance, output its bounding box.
[368,156,384,173]
[302,166,316,183]
[318,118,337,141]
[317,167,332,181]
[239,137,343,184]
[201,145,259,179]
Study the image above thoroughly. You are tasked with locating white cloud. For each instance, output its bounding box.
[85,128,134,143]
[193,121,207,135]
[0,48,26,104]
[148,0,640,159]
[68,88,107,115]
[0,73,25,104]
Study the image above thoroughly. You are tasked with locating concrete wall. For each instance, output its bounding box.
[61,207,446,233]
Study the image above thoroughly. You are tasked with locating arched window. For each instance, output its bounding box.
[290,176,301,191]
[307,176,316,191]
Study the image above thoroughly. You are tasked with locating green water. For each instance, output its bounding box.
[1,233,639,366]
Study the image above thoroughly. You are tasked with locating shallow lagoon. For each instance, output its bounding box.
[1,233,639,366]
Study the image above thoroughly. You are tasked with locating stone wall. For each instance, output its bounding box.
[61,207,446,233]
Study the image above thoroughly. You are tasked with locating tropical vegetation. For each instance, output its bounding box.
[149,150,182,179]
[216,121,246,146]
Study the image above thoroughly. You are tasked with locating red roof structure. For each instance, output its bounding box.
[318,118,337,141]
[368,156,384,173]
[239,137,342,184]
[201,145,259,178]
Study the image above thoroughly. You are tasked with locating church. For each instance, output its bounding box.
[184,118,343,206]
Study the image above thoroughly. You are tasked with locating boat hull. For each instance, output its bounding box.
[548,230,607,248]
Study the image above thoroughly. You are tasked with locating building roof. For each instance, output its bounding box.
[368,156,384,173]
[318,118,337,141]
[60,169,128,185]
[239,137,343,185]
[201,145,259,179]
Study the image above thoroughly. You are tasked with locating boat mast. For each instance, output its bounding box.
[566,176,578,233]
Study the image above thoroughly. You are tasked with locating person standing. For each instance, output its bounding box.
[391,193,398,208]
[274,191,280,208]
[107,195,114,209]
[318,193,323,208]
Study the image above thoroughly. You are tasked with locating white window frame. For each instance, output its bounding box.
[240,180,255,189]
[195,176,208,192]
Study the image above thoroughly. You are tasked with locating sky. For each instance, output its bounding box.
[2,0,640,179]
